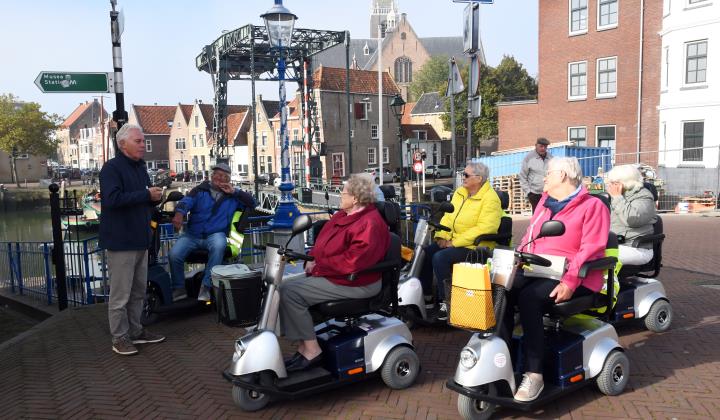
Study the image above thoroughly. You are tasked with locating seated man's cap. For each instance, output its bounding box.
[536,137,550,146]
[211,163,231,174]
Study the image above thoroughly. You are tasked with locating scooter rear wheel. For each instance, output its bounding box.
[232,385,270,411]
[381,346,420,389]
[457,384,497,420]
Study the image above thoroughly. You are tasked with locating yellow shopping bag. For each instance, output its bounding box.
[448,262,496,331]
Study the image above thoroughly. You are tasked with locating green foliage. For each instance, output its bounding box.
[438,55,537,145]
[0,93,60,156]
[409,55,451,102]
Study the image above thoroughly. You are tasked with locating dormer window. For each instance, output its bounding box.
[363,43,370,56]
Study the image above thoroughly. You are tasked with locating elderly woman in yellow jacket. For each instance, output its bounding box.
[420,161,502,319]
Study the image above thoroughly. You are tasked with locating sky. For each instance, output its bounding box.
[0,0,538,120]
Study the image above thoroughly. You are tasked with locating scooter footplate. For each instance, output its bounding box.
[446,379,588,411]
[224,368,373,400]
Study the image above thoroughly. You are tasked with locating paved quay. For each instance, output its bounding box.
[1,214,719,419]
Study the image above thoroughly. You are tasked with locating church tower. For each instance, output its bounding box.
[369,0,399,38]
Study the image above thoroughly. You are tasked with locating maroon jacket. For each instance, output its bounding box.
[309,206,390,287]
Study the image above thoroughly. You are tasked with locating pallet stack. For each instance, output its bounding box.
[491,175,532,215]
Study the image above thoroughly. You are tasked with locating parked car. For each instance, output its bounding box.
[174,170,193,182]
[231,172,250,184]
[364,167,397,183]
[425,164,454,178]
[255,172,280,185]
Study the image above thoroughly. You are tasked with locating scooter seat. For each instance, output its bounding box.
[549,294,609,317]
[185,246,233,264]
[312,298,374,318]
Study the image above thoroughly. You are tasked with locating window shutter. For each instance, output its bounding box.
[354,103,365,120]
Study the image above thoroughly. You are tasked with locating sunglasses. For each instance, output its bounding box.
[462,173,480,178]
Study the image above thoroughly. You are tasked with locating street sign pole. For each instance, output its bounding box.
[110,0,128,155]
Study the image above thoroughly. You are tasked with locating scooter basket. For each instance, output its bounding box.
[211,265,262,327]
[448,285,496,331]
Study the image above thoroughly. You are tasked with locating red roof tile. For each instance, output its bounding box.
[61,102,92,128]
[402,102,416,125]
[314,66,400,95]
[227,111,246,140]
[198,104,249,126]
[179,104,193,123]
[132,105,177,135]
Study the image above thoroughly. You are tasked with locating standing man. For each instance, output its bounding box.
[100,124,165,356]
[168,163,255,301]
[519,137,553,213]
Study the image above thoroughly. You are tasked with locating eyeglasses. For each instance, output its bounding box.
[545,169,564,177]
[341,191,352,196]
[462,173,480,178]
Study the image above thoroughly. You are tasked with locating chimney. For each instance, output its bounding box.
[198,99,203,104]
[401,13,406,22]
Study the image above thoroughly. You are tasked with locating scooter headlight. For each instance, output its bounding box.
[233,339,247,361]
[460,347,479,369]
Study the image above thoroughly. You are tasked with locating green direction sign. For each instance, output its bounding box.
[34,72,114,93]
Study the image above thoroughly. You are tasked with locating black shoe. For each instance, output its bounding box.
[284,352,303,366]
[286,353,323,372]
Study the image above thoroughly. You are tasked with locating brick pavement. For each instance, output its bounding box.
[1,214,719,419]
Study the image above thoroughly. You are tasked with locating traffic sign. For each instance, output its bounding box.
[413,151,422,161]
[413,162,423,174]
[34,72,114,93]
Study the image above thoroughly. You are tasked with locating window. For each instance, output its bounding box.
[175,138,186,150]
[598,0,618,29]
[683,121,704,161]
[570,0,588,34]
[276,130,281,147]
[394,57,413,83]
[663,0,671,16]
[596,125,616,155]
[413,130,428,140]
[259,156,266,174]
[192,134,197,147]
[685,40,707,84]
[350,129,355,138]
[332,153,345,177]
[267,156,273,173]
[596,57,617,97]
[368,147,377,165]
[371,124,379,139]
[145,139,153,152]
[354,102,370,120]
[199,134,204,147]
[194,115,199,127]
[383,147,390,164]
[174,160,184,173]
[293,128,299,142]
[258,114,262,123]
[363,43,369,56]
[261,132,267,147]
[568,127,587,146]
[568,61,587,99]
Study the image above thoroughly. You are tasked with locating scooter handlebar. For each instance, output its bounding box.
[516,251,552,267]
[253,244,266,251]
[283,250,314,262]
[428,220,451,232]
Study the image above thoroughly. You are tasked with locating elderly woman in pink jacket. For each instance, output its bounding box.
[500,157,610,402]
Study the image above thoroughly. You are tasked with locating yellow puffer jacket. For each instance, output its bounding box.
[434,182,503,249]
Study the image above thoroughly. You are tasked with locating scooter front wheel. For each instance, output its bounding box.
[457,384,497,420]
[232,385,270,412]
[381,346,420,389]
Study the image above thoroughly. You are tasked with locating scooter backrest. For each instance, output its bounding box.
[375,201,401,235]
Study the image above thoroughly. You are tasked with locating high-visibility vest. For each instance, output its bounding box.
[227,210,244,258]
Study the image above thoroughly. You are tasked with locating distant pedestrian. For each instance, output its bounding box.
[100,123,165,356]
[519,137,553,213]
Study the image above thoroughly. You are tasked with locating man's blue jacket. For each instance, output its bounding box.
[174,181,255,238]
[99,153,154,251]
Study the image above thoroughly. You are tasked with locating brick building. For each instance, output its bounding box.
[498,0,662,166]
[128,105,176,170]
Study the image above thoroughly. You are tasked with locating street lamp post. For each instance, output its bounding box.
[389,94,406,208]
[262,0,301,228]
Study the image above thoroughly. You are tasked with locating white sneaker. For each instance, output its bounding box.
[172,288,187,301]
[514,373,544,402]
[197,285,212,302]
[437,302,448,321]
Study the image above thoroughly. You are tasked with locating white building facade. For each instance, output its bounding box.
[658,0,720,193]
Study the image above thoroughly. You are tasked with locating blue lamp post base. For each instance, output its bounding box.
[270,181,301,228]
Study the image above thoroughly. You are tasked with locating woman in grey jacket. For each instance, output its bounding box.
[605,164,657,265]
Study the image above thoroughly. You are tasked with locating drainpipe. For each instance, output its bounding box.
[636,0,645,164]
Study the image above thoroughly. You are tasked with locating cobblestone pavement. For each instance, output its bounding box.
[1,214,719,419]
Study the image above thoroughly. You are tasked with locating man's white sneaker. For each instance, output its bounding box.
[514,373,544,402]
[197,285,212,302]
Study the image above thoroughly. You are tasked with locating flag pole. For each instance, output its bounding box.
[449,57,457,174]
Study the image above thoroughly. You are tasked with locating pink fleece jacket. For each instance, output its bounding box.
[518,187,610,293]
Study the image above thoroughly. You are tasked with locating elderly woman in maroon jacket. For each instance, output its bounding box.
[279,174,390,372]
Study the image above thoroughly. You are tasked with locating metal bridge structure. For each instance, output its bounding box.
[196,24,348,193]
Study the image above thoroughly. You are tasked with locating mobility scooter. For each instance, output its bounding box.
[223,214,421,411]
[446,221,630,419]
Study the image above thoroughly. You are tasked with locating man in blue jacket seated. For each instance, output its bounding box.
[169,163,255,301]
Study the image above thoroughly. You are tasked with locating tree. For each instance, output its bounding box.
[0,94,60,187]
[440,55,537,149]
[409,55,451,102]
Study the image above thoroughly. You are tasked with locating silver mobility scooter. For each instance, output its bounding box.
[397,201,454,325]
[223,214,420,411]
[446,221,630,419]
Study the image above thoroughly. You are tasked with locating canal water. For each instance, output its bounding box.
[0,208,54,242]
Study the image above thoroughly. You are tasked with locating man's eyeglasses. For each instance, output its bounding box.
[462,172,480,178]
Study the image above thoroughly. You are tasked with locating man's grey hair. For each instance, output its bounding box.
[466,161,490,181]
[547,157,583,186]
[116,123,144,145]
